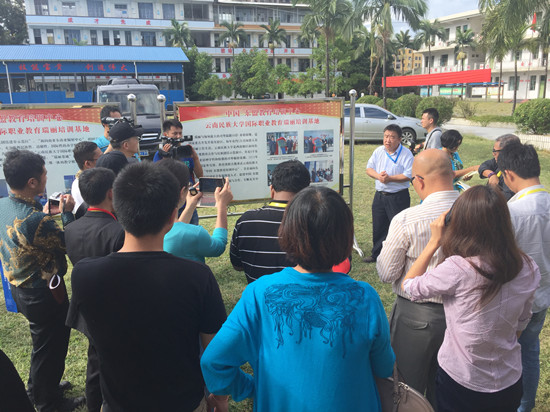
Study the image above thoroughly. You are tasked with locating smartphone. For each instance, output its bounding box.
[444,206,454,227]
[199,177,225,193]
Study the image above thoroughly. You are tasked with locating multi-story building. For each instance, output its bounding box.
[25,0,314,79]
[416,9,548,99]
[393,47,422,74]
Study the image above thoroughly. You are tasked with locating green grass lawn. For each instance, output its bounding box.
[2,135,550,411]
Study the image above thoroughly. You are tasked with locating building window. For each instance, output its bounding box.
[463,24,468,31]
[90,30,98,45]
[114,4,127,17]
[512,50,522,60]
[162,4,175,20]
[215,58,221,72]
[286,58,291,68]
[225,58,231,71]
[34,0,49,15]
[46,29,54,44]
[299,38,310,48]
[87,0,104,17]
[214,33,220,47]
[62,1,76,16]
[138,3,154,19]
[285,35,291,47]
[445,28,450,40]
[141,31,156,46]
[125,30,132,45]
[440,54,448,66]
[34,29,42,44]
[533,48,539,59]
[184,4,208,20]
[64,29,81,44]
[102,30,110,45]
[530,75,537,91]
[114,30,121,45]
[455,26,461,35]
[509,76,519,91]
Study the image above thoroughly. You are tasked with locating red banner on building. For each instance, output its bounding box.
[386,69,492,87]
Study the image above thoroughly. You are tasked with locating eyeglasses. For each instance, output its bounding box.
[492,149,501,153]
[410,175,424,183]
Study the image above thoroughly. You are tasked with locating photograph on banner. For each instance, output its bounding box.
[305,160,334,183]
[266,131,298,156]
[304,130,334,153]
[177,99,343,202]
[0,105,105,199]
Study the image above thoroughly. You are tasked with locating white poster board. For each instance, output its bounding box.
[0,105,105,199]
[176,99,344,202]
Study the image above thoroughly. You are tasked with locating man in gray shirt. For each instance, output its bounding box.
[415,108,442,152]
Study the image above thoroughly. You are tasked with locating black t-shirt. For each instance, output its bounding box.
[71,251,227,412]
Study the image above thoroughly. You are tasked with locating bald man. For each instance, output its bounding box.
[377,149,459,408]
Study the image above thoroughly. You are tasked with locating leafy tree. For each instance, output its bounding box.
[230,49,258,98]
[243,51,275,98]
[163,19,193,49]
[536,6,550,98]
[394,30,414,76]
[479,0,546,29]
[198,75,232,100]
[296,68,324,97]
[0,0,27,44]
[449,28,478,96]
[414,19,447,76]
[259,19,288,65]
[298,0,355,97]
[219,21,246,59]
[480,8,508,102]
[183,47,214,100]
[356,0,427,107]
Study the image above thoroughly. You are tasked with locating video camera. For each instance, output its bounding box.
[158,135,194,160]
[101,116,138,129]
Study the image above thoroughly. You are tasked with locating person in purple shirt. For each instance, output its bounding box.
[402,185,540,412]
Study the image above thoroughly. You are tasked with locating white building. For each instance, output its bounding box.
[416,9,548,100]
[25,0,314,78]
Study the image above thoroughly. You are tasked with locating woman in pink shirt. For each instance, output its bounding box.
[402,185,540,412]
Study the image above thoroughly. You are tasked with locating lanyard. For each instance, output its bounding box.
[87,207,117,221]
[517,188,549,200]
[268,201,288,208]
[385,144,402,164]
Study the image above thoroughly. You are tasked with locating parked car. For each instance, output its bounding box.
[344,103,426,147]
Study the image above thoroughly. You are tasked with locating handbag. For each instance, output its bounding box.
[375,364,434,412]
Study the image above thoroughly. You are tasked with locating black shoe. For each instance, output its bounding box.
[56,396,86,412]
[27,381,73,404]
[362,256,377,263]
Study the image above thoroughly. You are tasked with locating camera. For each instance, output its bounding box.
[158,135,194,160]
[101,116,138,129]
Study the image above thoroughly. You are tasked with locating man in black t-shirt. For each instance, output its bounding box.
[71,162,227,412]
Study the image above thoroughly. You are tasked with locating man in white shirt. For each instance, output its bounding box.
[71,141,102,213]
[377,149,459,406]
[364,124,414,263]
[414,108,442,153]
[498,142,550,412]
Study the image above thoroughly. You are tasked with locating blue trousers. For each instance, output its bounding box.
[517,309,548,412]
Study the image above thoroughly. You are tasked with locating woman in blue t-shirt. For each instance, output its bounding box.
[441,129,479,191]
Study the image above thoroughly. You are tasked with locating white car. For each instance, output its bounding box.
[344,104,426,146]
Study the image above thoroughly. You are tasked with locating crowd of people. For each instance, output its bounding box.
[0,106,548,412]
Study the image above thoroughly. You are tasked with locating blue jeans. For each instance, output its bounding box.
[518,308,548,412]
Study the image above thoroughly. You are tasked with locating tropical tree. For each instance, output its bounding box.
[0,0,27,45]
[183,47,214,100]
[260,19,288,65]
[219,20,246,59]
[449,28,478,97]
[198,75,232,100]
[481,8,509,102]
[355,0,427,107]
[479,0,546,29]
[414,19,447,76]
[298,0,356,97]
[536,5,550,98]
[394,30,414,76]
[243,51,275,98]
[163,19,194,49]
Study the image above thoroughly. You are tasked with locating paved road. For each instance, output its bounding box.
[444,122,518,141]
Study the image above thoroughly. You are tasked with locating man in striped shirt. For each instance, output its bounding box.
[230,160,310,283]
[377,149,459,407]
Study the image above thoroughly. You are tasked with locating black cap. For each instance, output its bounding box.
[109,121,143,143]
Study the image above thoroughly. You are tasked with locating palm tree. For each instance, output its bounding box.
[260,19,288,66]
[414,19,447,76]
[355,0,427,108]
[448,28,478,97]
[299,0,356,97]
[394,29,414,76]
[300,25,319,70]
[164,19,193,49]
[479,0,547,29]
[481,8,509,102]
[219,20,246,59]
[536,6,550,98]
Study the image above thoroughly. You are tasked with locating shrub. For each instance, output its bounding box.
[415,97,455,125]
[379,98,396,112]
[513,99,550,134]
[470,115,514,127]
[356,95,381,105]
[392,94,422,117]
[455,100,478,119]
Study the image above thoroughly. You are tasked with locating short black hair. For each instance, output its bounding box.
[271,160,310,193]
[3,149,45,190]
[100,105,121,125]
[279,186,353,271]
[441,129,463,150]
[113,162,180,237]
[163,119,183,133]
[422,108,439,125]
[384,124,402,138]
[79,167,116,206]
[155,158,190,190]
[73,141,99,170]
[497,142,540,179]
[96,151,128,176]
[110,139,122,149]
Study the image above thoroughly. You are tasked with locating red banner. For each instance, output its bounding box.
[386,69,492,87]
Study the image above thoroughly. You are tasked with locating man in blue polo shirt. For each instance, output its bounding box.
[364,124,413,263]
